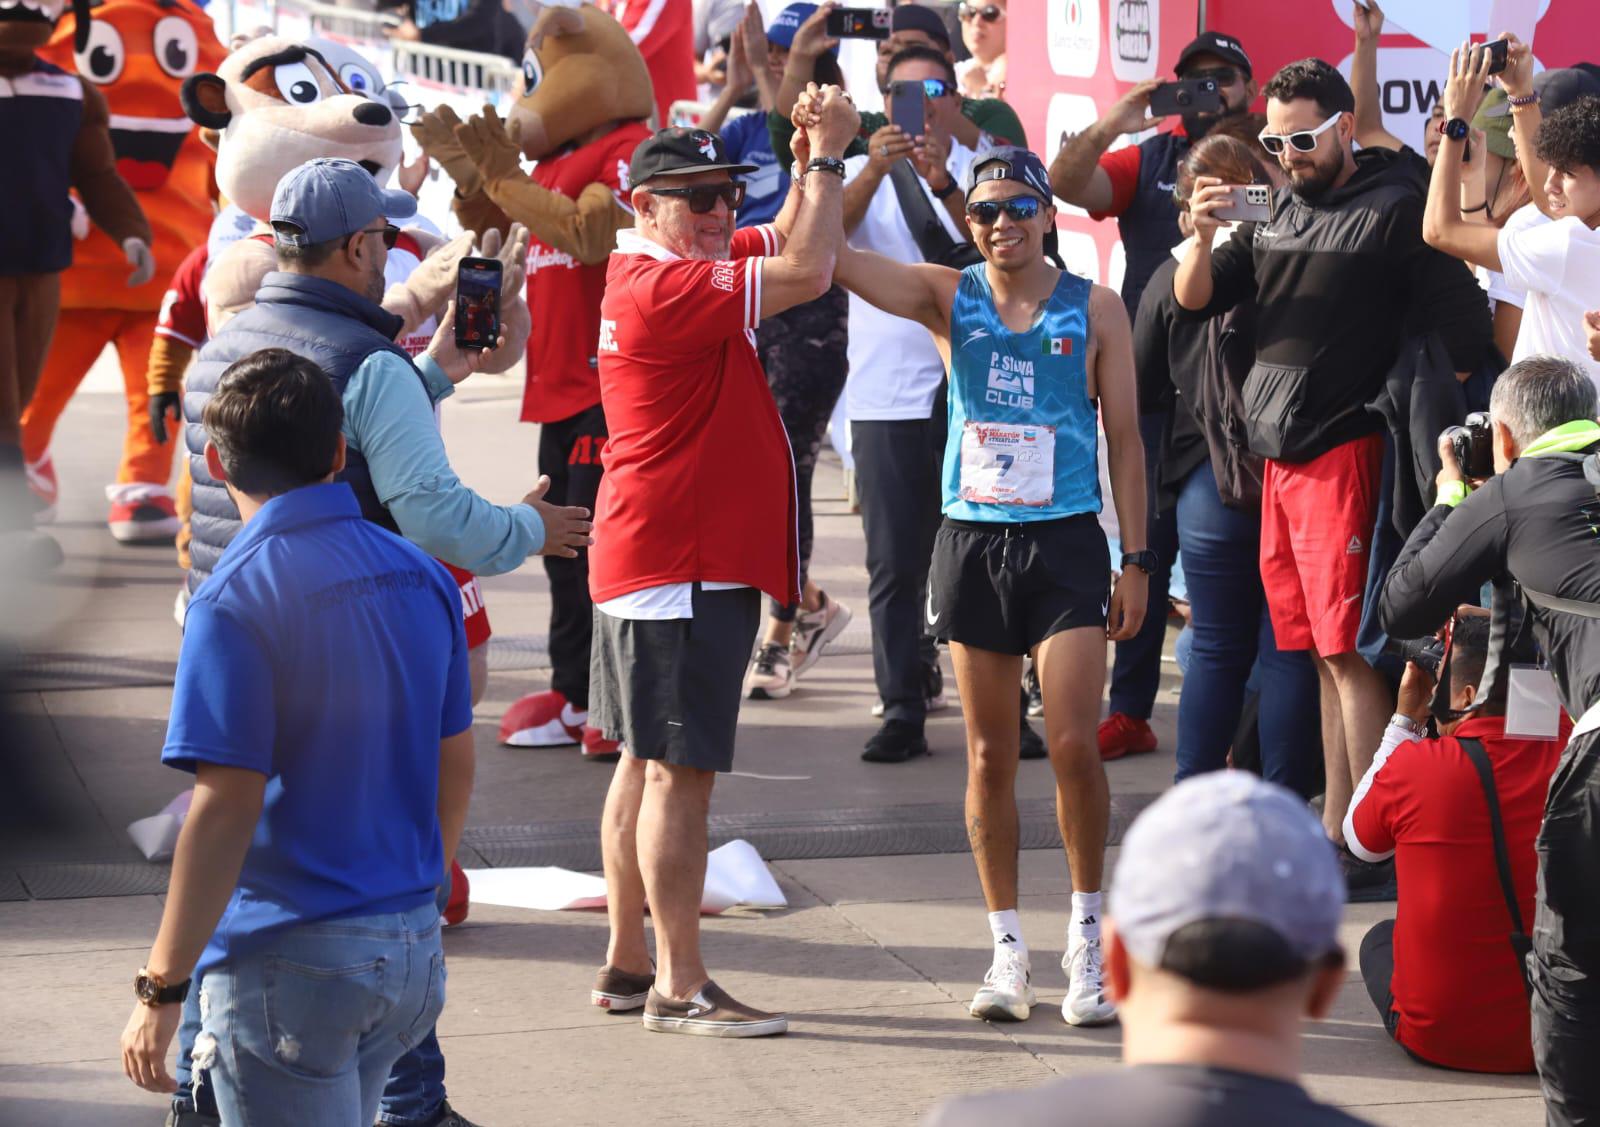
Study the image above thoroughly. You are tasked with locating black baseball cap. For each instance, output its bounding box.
[891,3,950,48]
[965,146,1053,203]
[1175,31,1252,78]
[627,128,759,188]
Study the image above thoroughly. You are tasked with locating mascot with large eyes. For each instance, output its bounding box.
[19,0,220,547]
[0,0,151,567]
[413,2,653,758]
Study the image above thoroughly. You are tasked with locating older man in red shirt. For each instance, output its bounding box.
[586,90,857,1037]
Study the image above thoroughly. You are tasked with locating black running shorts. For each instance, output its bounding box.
[590,585,760,773]
[927,514,1111,656]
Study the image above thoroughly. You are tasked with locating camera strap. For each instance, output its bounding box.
[1456,737,1534,999]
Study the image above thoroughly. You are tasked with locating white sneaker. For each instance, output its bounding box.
[969,947,1035,1022]
[743,642,794,700]
[1061,932,1117,1026]
[790,593,852,677]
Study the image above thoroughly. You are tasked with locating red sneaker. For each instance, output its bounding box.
[581,725,621,761]
[106,485,180,543]
[498,689,585,747]
[444,858,470,926]
[1098,712,1157,761]
[25,454,57,524]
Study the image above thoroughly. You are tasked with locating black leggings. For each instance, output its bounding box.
[756,284,849,622]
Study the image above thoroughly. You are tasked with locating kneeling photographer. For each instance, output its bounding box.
[1346,613,1560,1074]
[1378,355,1600,1123]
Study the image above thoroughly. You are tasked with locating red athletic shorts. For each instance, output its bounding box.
[438,561,492,650]
[1259,433,1383,656]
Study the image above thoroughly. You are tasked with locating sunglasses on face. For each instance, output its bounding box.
[916,77,955,99]
[1258,111,1343,155]
[965,195,1042,224]
[647,183,747,214]
[354,224,401,249]
[958,3,1003,22]
[1182,65,1238,86]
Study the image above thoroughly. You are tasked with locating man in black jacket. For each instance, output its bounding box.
[1175,59,1490,893]
[1378,355,1600,1126]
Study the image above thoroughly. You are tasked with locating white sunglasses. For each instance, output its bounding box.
[1258,111,1343,155]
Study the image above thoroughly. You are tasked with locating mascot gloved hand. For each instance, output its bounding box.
[412,105,483,199]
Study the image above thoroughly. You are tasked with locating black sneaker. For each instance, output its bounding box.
[1019,715,1046,760]
[862,719,929,763]
[1339,847,1397,903]
[420,1101,483,1127]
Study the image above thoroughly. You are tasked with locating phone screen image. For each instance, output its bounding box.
[889,81,926,139]
[826,7,890,38]
[455,258,502,351]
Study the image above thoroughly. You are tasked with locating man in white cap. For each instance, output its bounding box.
[924,772,1372,1127]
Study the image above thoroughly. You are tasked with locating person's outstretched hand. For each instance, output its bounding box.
[1444,39,1495,126]
[1353,0,1384,43]
[523,475,594,558]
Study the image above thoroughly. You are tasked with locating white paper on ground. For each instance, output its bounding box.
[127,789,194,861]
[465,838,787,914]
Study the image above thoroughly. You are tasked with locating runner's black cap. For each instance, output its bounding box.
[965,146,1054,203]
[628,128,759,187]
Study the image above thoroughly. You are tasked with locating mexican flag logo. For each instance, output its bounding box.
[1046,337,1072,356]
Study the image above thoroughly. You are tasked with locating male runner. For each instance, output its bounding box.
[831,147,1149,1025]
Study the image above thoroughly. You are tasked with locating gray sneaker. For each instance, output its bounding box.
[641,981,788,1037]
[591,964,655,1012]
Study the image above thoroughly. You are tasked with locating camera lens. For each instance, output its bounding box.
[1176,90,1192,106]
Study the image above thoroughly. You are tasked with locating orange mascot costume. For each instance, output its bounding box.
[24,0,222,542]
[413,4,653,757]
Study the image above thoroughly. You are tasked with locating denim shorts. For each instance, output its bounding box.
[193,903,444,1127]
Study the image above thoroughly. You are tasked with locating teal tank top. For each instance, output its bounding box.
[944,264,1100,522]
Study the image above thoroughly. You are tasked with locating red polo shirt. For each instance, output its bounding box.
[589,224,798,606]
[1347,715,1562,1072]
[519,121,652,424]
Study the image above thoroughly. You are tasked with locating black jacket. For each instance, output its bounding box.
[1189,147,1491,463]
[1379,444,1600,719]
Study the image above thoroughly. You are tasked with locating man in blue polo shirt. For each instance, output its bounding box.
[119,348,475,1127]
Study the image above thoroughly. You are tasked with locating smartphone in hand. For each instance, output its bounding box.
[1483,38,1510,75]
[1148,77,1226,118]
[825,7,890,39]
[454,257,503,352]
[1212,183,1275,223]
[889,80,927,140]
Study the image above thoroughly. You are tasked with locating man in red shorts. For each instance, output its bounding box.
[1174,58,1490,896]
[587,92,858,1035]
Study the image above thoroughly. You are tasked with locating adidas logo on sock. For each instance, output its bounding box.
[999,933,1018,944]
[1078,914,1097,927]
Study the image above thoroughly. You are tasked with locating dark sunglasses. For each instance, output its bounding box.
[917,77,955,99]
[1182,65,1239,86]
[354,224,401,249]
[647,183,746,213]
[958,3,1003,22]
[965,196,1043,224]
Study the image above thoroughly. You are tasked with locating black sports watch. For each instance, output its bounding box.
[930,176,960,200]
[1121,549,1159,575]
[1440,117,1470,142]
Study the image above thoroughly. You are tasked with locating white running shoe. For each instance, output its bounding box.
[969,947,1035,1022]
[744,642,794,700]
[790,592,852,677]
[1061,932,1117,1026]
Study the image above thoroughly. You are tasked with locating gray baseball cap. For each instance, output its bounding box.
[269,157,416,248]
[1112,772,1344,972]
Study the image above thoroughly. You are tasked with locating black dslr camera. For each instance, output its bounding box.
[1442,412,1494,480]
[1383,634,1446,678]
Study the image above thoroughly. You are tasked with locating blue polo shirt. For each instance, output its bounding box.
[722,111,786,228]
[163,482,473,974]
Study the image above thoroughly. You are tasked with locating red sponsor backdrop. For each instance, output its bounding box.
[1006,0,1595,288]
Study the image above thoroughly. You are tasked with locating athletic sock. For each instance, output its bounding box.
[1069,890,1104,938]
[561,701,587,727]
[988,909,1027,957]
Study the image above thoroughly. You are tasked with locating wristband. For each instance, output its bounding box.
[1436,479,1469,508]
[805,157,847,180]
[1507,91,1539,108]
[931,176,959,200]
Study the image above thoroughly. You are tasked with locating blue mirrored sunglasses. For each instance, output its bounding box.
[965,196,1043,224]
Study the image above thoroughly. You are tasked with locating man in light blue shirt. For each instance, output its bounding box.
[182,157,593,594]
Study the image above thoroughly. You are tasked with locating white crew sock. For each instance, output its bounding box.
[561,701,587,726]
[988,909,1027,957]
[1069,890,1104,938]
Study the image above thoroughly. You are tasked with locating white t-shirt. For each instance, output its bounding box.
[1482,203,1549,312]
[1497,213,1600,389]
[842,139,977,422]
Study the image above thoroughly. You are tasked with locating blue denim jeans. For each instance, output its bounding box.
[1173,460,1320,791]
[181,905,444,1127]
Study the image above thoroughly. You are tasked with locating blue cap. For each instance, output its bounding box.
[768,3,836,55]
[269,157,416,248]
[965,146,1053,203]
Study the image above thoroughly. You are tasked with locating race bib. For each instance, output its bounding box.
[959,421,1055,507]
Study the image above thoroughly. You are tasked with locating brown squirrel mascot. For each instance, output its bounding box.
[0,0,151,569]
[413,2,653,757]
